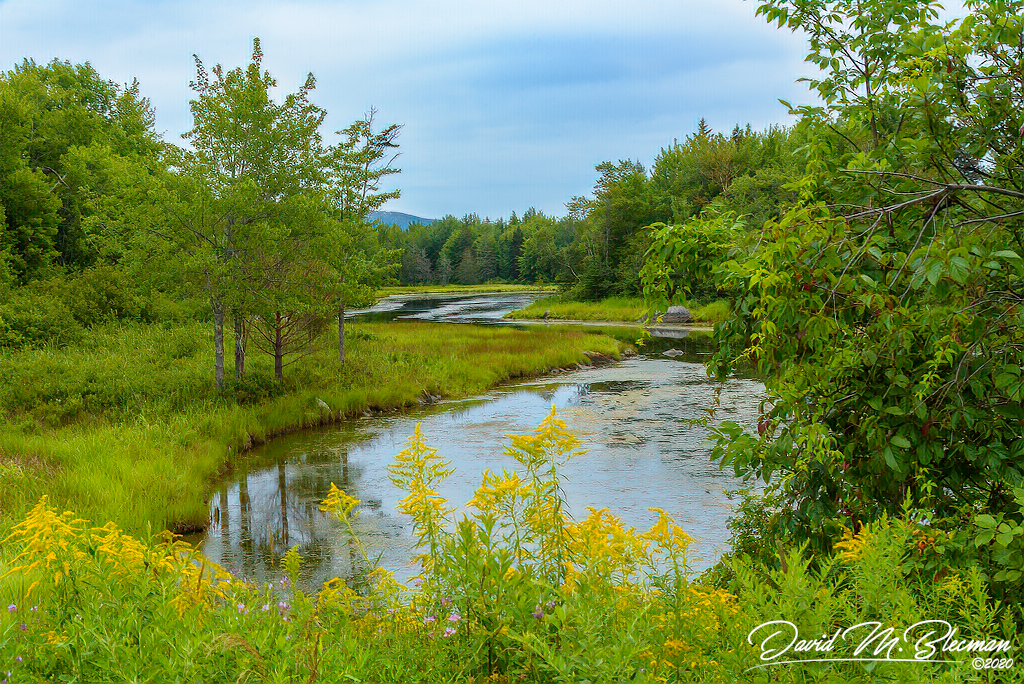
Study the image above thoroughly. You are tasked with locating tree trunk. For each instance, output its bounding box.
[212,295,225,389]
[234,314,246,381]
[338,302,345,365]
[274,311,284,381]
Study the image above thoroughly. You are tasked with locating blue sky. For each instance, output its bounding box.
[1,0,815,219]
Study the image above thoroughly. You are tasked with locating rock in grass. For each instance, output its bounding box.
[583,350,615,365]
[661,306,692,323]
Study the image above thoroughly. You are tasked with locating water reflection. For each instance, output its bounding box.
[199,341,763,591]
[348,292,544,324]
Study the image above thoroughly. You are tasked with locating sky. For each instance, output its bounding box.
[0,0,817,220]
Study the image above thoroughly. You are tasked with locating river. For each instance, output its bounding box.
[197,292,763,589]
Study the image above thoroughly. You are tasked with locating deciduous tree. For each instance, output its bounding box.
[178,38,326,387]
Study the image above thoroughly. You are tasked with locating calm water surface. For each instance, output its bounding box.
[197,294,763,589]
[346,291,543,324]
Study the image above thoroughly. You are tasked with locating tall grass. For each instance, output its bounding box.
[0,320,624,534]
[688,299,731,325]
[506,296,732,325]
[505,296,648,322]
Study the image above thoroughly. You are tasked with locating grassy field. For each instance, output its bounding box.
[505,296,732,325]
[0,320,624,535]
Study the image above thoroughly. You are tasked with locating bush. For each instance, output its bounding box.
[0,286,82,350]
[60,263,153,324]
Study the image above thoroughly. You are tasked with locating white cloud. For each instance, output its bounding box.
[1,0,812,217]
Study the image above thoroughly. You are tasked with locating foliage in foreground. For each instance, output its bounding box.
[641,0,1024,612]
[1,411,1018,683]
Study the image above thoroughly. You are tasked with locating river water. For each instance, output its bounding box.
[197,293,763,589]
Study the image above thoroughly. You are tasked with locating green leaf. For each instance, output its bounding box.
[976,514,997,529]
[890,435,911,449]
[948,256,969,284]
[995,373,1017,389]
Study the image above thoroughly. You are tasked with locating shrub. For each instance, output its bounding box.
[0,286,82,350]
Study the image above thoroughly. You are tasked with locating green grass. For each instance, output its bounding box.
[505,296,648,322]
[689,299,731,325]
[377,283,557,296]
[505,296,732,325]
[0,320,625,535]
[2,448,1014,683]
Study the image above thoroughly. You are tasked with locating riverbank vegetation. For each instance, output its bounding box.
[0,318,622,534]
[639,0,1024,640]
[504,295,730,325]
[1,412,1016,682]
[377,283,556,296]
[2,0,1023,679]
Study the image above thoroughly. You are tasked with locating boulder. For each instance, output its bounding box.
[583,350,615,365]
[661,305,692,324]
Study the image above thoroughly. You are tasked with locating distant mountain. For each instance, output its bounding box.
[369,211,436,229]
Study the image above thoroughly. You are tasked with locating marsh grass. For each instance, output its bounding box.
[689,299,731,325]
[506,296,732,325]
[377,283,557,296]
[0,320,623,534]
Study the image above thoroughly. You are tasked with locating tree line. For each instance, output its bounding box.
[383,120,805,300]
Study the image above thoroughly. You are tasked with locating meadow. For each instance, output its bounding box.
[0,319,623,536]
